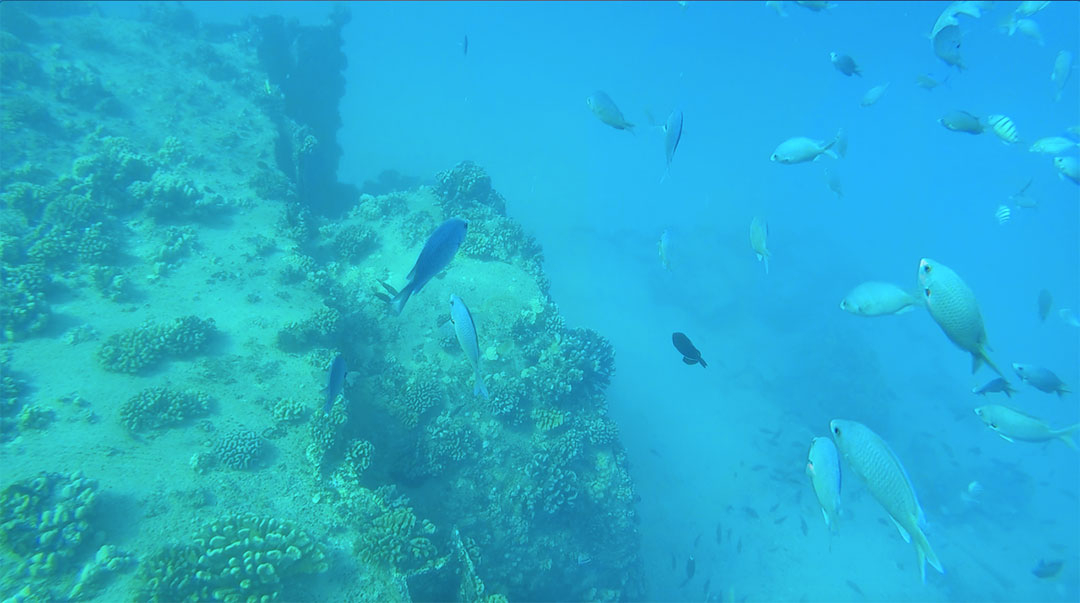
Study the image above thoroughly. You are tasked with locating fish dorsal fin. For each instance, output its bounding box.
[889,516,911,543]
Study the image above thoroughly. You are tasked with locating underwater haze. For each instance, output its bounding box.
[1,1,1079,602]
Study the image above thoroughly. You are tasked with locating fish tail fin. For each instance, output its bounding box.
[913,526,944,583]
[1055,425,1078,450]
[1058,384,1072,397]
[660,166,669,184]
[390,283,413,315]
[474,370,489,399]
[975,349,1007,380]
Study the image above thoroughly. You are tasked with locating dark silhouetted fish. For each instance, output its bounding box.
[672,332,707,368]
[972,377,1017,398]
[462,34,468,56]
[679,554,695,586]
[390,218,468,314]
[1038,289,1052,322]
[324,355,347,414]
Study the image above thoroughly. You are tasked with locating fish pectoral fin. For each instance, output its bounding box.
[997,434,1016,443]
[889,516,911,543]
[682,357,698,365]
[893,305,917,315]
[821,508,830,527]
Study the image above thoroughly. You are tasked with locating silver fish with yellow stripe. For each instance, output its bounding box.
[830,419,944,583]
[449,294,489,399]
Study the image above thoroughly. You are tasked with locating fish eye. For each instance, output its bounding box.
[922,264,931,273]
[924,288,931,298]
[832,426,840,436]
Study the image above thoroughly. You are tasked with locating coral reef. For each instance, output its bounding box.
[0,471,101,580]
[391,374,443,429]
[276,306,340,352]
[349,487,440,573]
[0,261,51,341]
[136,513,328,602]
[119,387,211,432]
[332,223,379,264]
[213,429,265,470]
[96,316,216,374]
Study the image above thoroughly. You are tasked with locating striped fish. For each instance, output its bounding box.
[831,419,944,583]
[449,294,489,398]
[986,114,1020,145]
[994,204,1011,225]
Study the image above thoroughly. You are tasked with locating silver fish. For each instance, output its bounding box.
[449,294,488,398]
[830,419,944,583]
[975,405,1077,449]
[1013,363,1071,397]
[939,110,983,134]
[662,108,683,181]
[1052,51,1072,102]
[806,437,841,530]
[587,91,635,132]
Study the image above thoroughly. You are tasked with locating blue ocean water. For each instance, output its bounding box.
[2,1,1078,601]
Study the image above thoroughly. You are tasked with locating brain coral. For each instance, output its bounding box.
[137,512,328,602]
[213,429,264,470]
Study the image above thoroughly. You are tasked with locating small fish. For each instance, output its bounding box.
[795,1,834,11]
[773,516,787,525]
[859,82,889,107]
[1013,363,1071,397]
[840,282,920,317]
[1005,16,1044,46]
[1060,308,1080,327]
[461,34,468,56]
[933,25,965,70]
[586,91,635,132]
[671,552,676,570]
[658,229,673,271]
[830,52,862,77]
[715,522,722,544]
[1052,51,1072,102]
[743,506,759,519]
[693,533,701,548]
[765,0,788,17]
[390,218,468,314]
[1032,559,1064,579]
[800,516,808,536]
[672,332,707,368]
[703,578,711,595]
[974,405,1078,449]
[1054,156,1079,185]
[680,555,696,586]
[1015,1,1051,17]
[831,419,943,583]
[835,127,848,158]
[972,377,1017,398]
[986,114,1020,145]
[994,204,1011,225]
[736,537,743,553]
[749,217,770,274]
[918,258,1007,379]
[806,436,841,530]
[323,354,347,414]
[770,133,840,164]
[939,110,983,134]
[1038,289,1053,322]
[662,109,684,181]
[1029,137,1078,155]
[824,167,843,199]
[1010,178,1037,209]
[449,294,489,398]
[846,580,865,596]
[915,73,944,90]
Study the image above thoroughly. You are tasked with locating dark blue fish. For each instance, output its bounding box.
[324,355,347,414]
[672,332,707,368]
[391,218,468,314]
[461,34,468,56]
